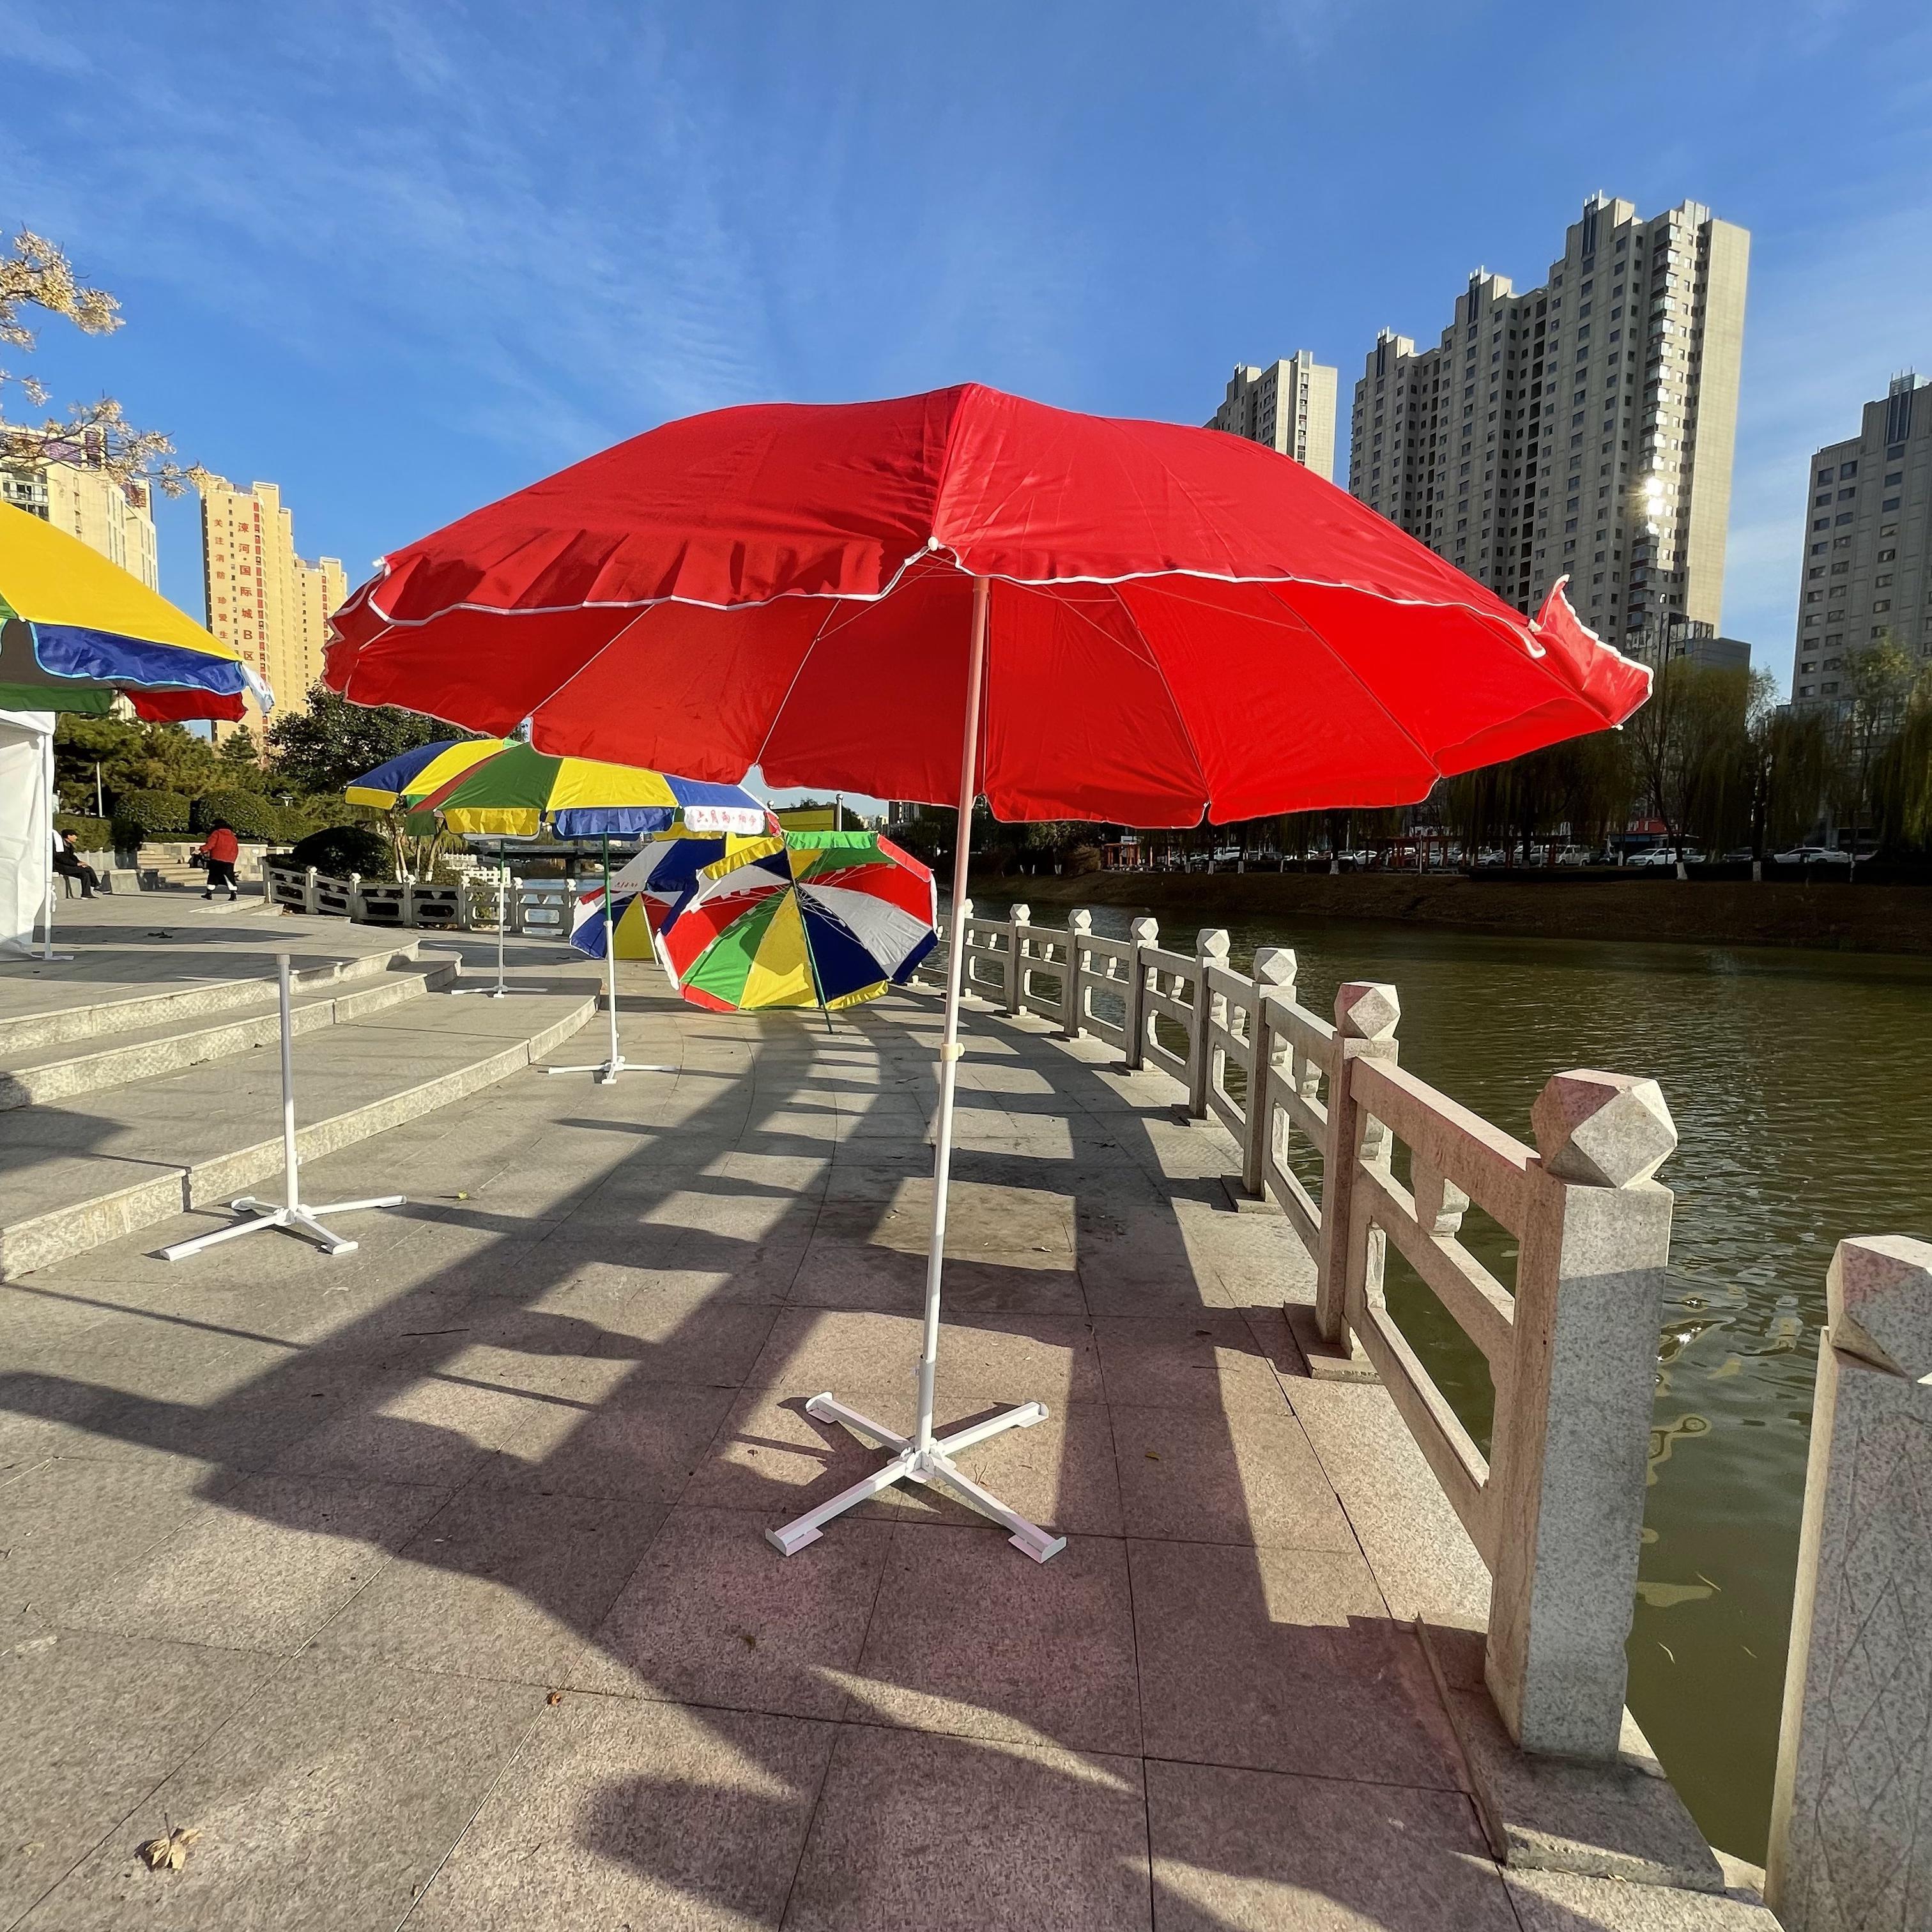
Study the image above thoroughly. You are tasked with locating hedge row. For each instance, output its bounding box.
[52,813,112,852]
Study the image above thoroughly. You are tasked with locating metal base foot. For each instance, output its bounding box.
[765,1392,1066,1564]
[160,1193,406,1262]
[544,1055,674,1084]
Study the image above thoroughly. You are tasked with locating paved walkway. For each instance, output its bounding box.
[0,963,1769,1929]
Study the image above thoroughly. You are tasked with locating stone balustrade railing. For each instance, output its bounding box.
[932,901,1679,1765]
[261,861,606,937]
[1767,1234,1932,1932]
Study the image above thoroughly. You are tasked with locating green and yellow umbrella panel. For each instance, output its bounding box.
[0,501,268,719]
[404,739,769,839]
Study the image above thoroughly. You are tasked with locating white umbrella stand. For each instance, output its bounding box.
[161,953,405,1261]
[451,841,549,999]
[767,577,1066,1564]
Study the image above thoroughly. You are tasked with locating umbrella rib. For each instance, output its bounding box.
[752,597,850,770]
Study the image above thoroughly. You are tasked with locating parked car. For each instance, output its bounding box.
[1772,845,1851,866]
[1627,846,1706,868]
[1553,845,1591,866]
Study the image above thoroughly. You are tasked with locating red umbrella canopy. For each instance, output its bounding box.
[326,383,1650,825]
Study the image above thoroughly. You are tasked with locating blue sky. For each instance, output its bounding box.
[5,0,1929,749]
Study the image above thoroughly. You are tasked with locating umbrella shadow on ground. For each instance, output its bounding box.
[0,979,1482,1928]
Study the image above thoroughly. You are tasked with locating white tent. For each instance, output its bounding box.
[0,708,56,956]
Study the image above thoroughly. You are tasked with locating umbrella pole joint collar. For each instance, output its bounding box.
[765,1392,1065,1565]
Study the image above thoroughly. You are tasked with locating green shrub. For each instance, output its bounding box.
[111,789,190,847]
[192,790,285,840]
[288,824,394,881]
[54,813,112,853]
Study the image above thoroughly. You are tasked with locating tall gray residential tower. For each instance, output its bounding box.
[1347,195,1749,650]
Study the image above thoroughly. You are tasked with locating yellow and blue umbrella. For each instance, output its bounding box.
[343,737,507,808]
[0,500,270,717]
[407,739,769,839]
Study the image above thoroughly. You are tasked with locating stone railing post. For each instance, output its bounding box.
[1005,903,1030,1015]
[1485,1070,1678,1761]
[1185,928,1230,1119]
[1062,910,1091,1040]
[303,864,319,914]
[347,871,363,921]
[953,897,974,996]
[1122,917,1158,1071]
[1313,983,1400,1349]
[1241,947,1296,1197]
[1767,1234,1932,1931]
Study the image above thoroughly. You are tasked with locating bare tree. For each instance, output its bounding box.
[0,229,203,496]
[1624,659,1746,877]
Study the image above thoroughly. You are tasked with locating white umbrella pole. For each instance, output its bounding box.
[767,574,1065,1565]
[547,830,673,1081]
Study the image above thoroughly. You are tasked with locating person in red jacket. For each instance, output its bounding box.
[197,821,241,902]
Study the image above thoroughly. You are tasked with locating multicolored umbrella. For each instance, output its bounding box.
[343,737,506,808]
[0,500,270,721]
[568,832,737,962]
[660,831,937,1013]
[406,739,768,838]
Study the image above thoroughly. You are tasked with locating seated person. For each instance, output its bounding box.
[52,830,100,898]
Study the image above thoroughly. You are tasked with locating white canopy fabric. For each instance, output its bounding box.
[0,709,54,955]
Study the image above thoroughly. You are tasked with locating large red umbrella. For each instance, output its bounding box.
[328,382,1650,1564]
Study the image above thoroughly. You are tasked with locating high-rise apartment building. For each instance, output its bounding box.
[197,477,347,739]
[0,435,159,588]
[1347,195,1749,648]
[1208,351,1337,479]
[1791,374,1932,709]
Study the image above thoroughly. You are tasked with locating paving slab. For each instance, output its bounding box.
[785,1724,1151,1932]
[20,1655,542,1931]
[1146,1758,1516,1930]
[406,1696,836,1931]
[0,1629,280,1928]
[847,1523,1141,1754]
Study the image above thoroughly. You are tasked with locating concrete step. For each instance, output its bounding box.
[0,957,461,1111]
[0,985,597,1277]
[0,940,427,1059]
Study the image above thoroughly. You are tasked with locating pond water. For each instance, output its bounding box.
[965,889,1932,1862]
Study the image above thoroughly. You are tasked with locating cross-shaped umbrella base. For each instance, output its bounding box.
[765,1392,1066,1563]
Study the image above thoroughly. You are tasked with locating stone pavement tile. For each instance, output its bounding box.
[1093,1313,1291,1413]
[62,1473,448,1653]
[408,1700,831,1924]
[484,1378,738,1504]
[0,1368,123,1477]
[1128,1538,1466,1790]
[847,1525,1140,1754]
[406,1696,834,1932]
[583,1282,781,1385]
[1505,1870,1783,1929]
[22,1656,543,1932]
[784,1724,1151,1932]
[0,1282,125,1360]
[0,1629,279,1928]
[268,1365,584,1490]
[1145,1759,1514,1931]
[747,1307,1103,1408]
[305,1487,666,1687]
[1286,1377,1492,1636]
[551,1229,812,1303]
[1109,1405,1356,1549]
[565,1502,893,1720]
[782,1241,925,1314]
[815,1177,1074,1257]
[0,1454,224,1623]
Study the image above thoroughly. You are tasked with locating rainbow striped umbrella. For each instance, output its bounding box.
[568,833,742,962]
[406,739,767,838]
[661,831,937,1013]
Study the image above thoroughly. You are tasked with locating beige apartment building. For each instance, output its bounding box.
[0,436,159,589]
[1347,195,1749,647]
[1208,351,1337,479]
[197,477,347,740]
[1791,373,1932,710]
